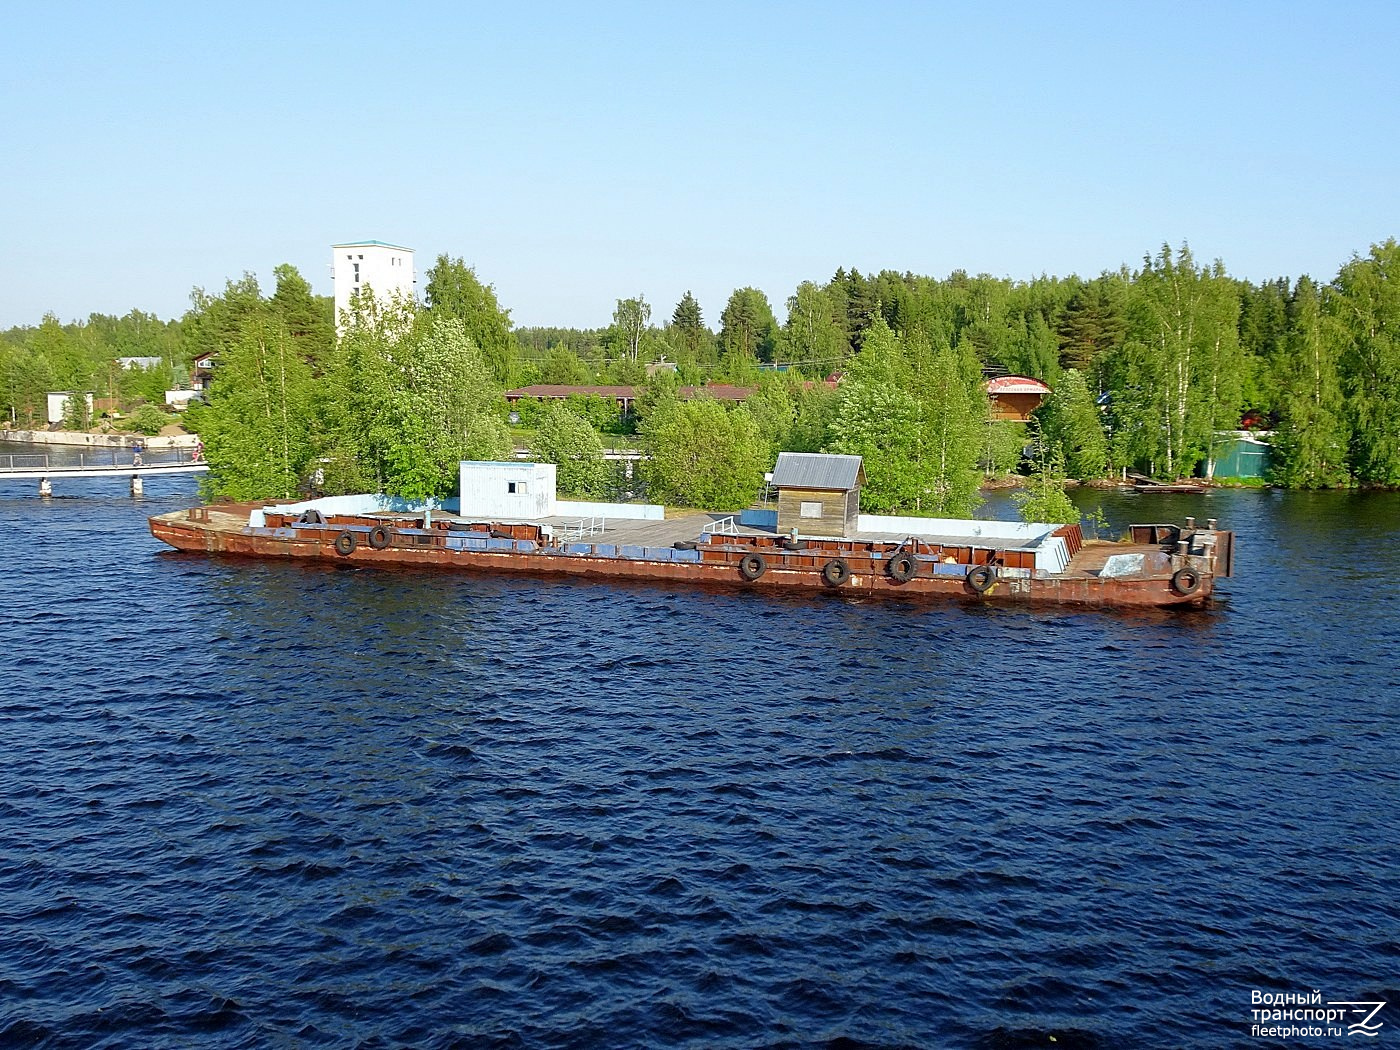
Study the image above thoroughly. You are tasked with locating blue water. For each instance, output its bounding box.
[1,464,1397,1048]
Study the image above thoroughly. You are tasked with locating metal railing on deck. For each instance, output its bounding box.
[702,516,738,536]
[559,516,606,539]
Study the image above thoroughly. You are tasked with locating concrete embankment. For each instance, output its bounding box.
[1,428,197,449]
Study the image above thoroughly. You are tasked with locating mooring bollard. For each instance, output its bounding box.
[39,478,52,497]
[131,475,143,496]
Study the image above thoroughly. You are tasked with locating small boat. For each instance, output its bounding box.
[1130,474,1209,495]
[148,456,1234,609]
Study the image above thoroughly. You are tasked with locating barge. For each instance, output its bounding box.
[147,455,1233,608]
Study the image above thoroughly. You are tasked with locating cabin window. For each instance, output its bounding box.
[508,481,528,494]
[800,501,823,518]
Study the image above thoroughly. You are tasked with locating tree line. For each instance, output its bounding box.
[2,240,1397,510]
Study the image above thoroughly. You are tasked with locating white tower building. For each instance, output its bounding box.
[332,240,415,328]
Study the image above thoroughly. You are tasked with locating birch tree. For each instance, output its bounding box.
[198,317,314,500]
[1271,276,1350,487]
[1332,239,1400,485]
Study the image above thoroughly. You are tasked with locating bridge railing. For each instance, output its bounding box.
[0,454,50,471]
[0,446,206,473]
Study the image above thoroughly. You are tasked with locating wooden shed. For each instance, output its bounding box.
[770,452,865,539]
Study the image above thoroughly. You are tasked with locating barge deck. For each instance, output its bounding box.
[150,503,1232,608]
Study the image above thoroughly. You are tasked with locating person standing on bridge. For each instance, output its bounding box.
[132,441,144,467]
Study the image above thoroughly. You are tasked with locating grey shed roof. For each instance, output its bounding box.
[770,452,865,492]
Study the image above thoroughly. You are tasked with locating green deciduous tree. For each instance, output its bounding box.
[424,255,519,384]
[640,397,766,509]
[610,296,651,363]
[32,314,91,392]
[0,344,55,425]
[982,421,1027,477]
[1013,444,1080,525]
[1270,276,1350,487]
[780,281,846,372]
[743,377,797,463]
[826,322,983,517]
[1003,313,1060,382]
[826,379,927,512]
[1102,244,1242,478]
[909,337,985,517]
[1037,368,1108,479]
[532,402,610,498]
[1332,239,1400,486]
[315,295,510,499]
[197,317,315,501]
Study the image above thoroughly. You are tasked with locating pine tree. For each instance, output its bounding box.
[423,255,518,384]
[718,287,778,363]
[270,264,334,364]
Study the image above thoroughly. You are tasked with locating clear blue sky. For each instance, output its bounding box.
[3,1,1397,331]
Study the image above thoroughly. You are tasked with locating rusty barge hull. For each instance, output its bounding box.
[149,509,1226,609]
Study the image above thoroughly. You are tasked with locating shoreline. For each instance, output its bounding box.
[0,428,197,450]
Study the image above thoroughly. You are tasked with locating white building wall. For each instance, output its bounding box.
[46,392,93,424]
[332,241,415,328]
[459,462,557,519]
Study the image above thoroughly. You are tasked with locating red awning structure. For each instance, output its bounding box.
[985,375,1052,422]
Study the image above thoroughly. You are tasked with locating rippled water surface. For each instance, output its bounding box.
[1,463,1397,1048]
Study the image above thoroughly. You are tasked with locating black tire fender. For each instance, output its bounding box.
[822,558,851,587]
[334,530,356,556]
[887,553,918,582]
[966,564,996,593]
[738,553,768,581]
[368,524,392,550]
[1170,567,1202,596]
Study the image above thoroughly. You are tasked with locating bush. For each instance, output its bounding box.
[129,404,173,435]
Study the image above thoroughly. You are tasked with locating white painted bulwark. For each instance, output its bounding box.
[554,500,664,521]
[857,514,1059,542]
[459,461,557,519]
[332,240,415,327]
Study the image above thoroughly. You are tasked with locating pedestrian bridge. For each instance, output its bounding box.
[0,450,209,495]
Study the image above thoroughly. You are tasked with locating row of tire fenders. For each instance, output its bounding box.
[736,549,998,592]
[297,508,1007,592]
[292,509,1202,597]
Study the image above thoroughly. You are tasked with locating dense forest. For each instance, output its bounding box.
[2,240,1397,513]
